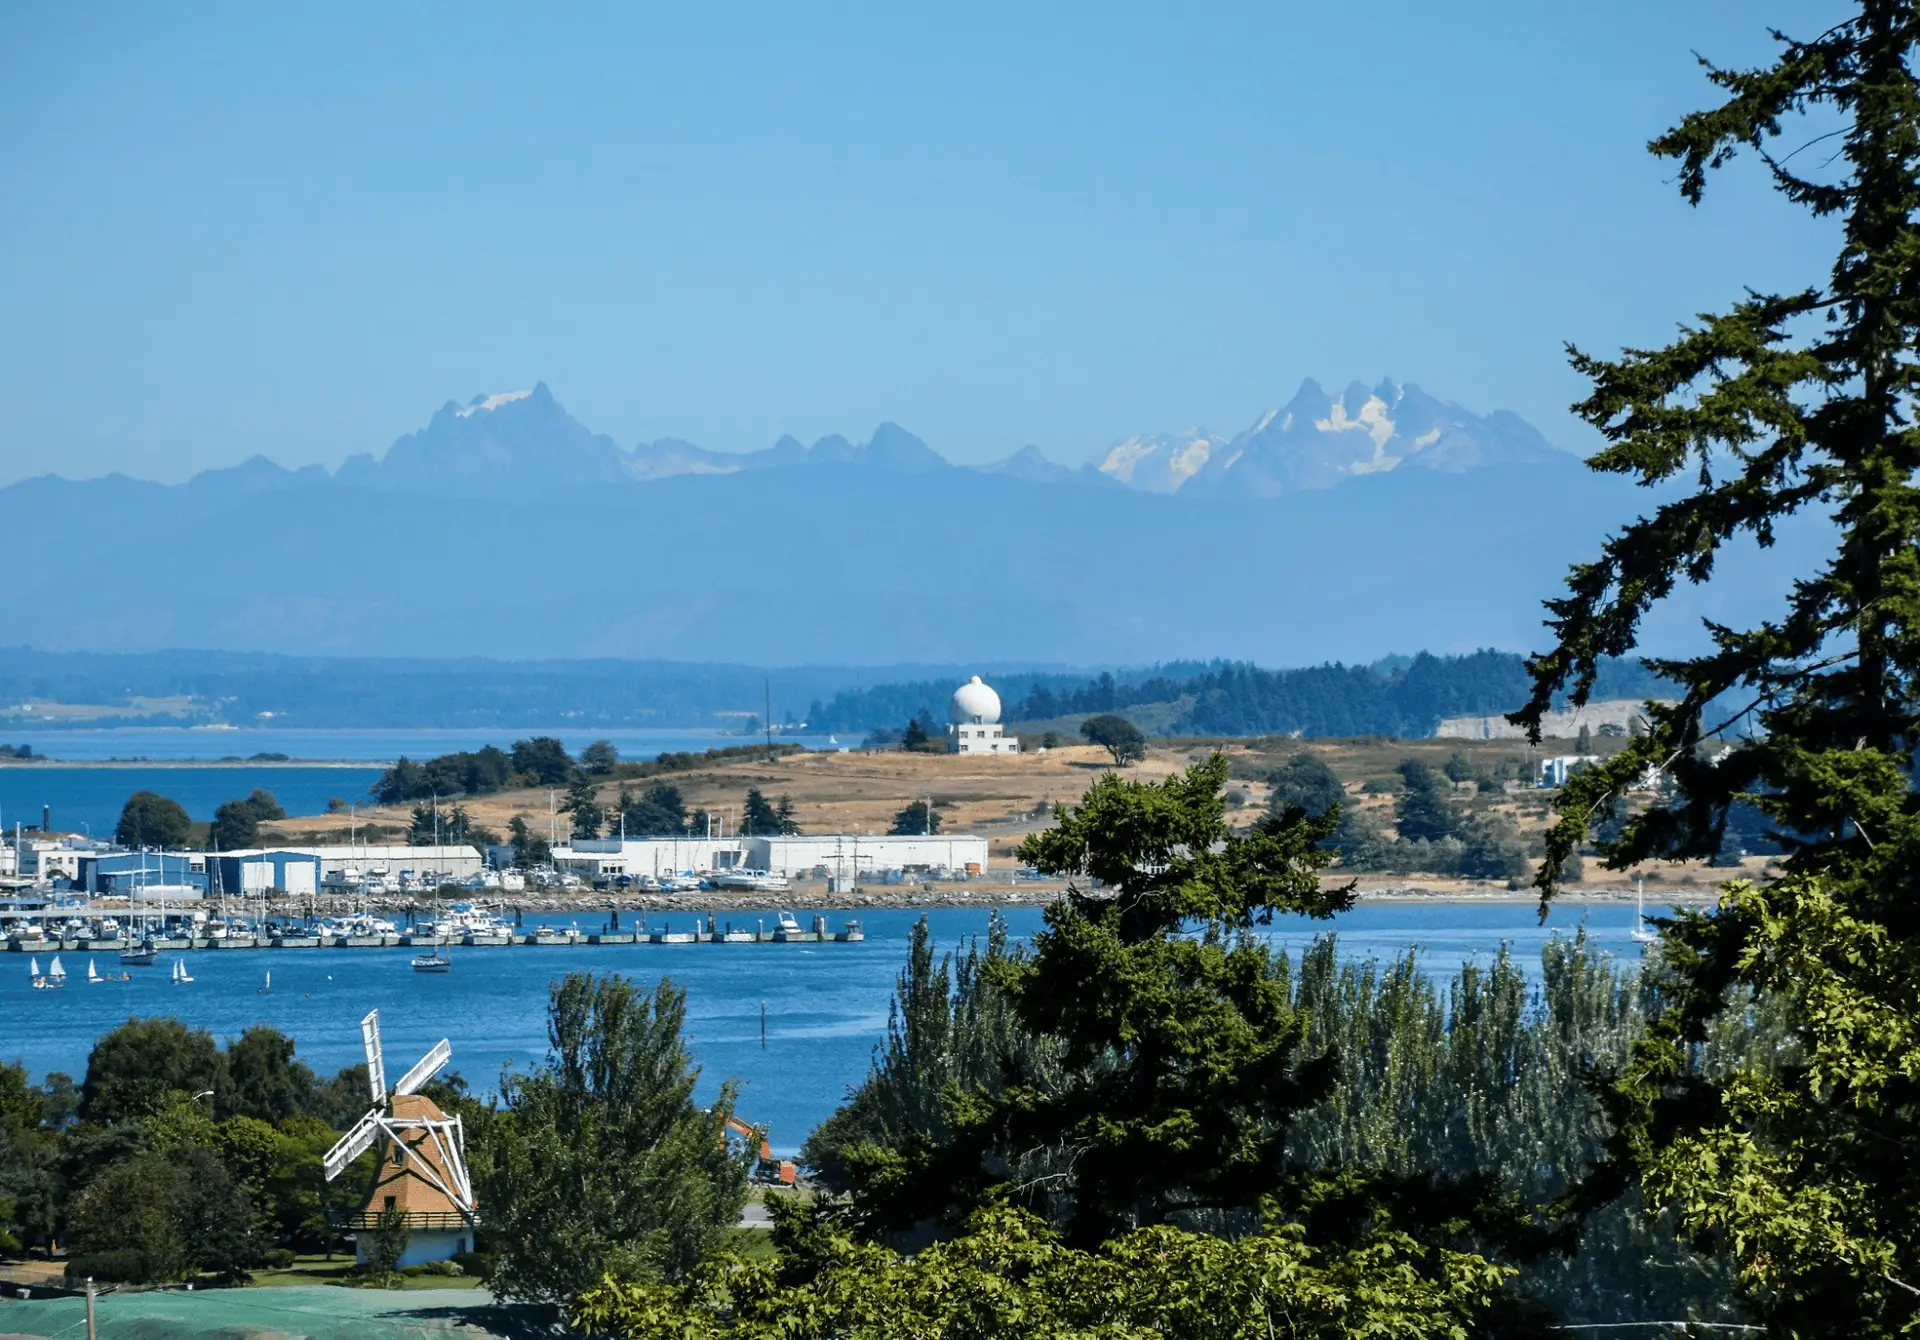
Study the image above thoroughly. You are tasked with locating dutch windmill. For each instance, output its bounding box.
[323,1010,477,1257]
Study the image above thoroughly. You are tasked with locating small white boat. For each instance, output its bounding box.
[411,950,451,973]
[47,955,67,984]
[28,955,40,977]
[171,958,194,985]
[257,970,271,995]
[87,958,102,983]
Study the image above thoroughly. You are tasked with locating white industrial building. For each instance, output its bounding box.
[551,833,990,883]
[218,844,485,885]
[949,675,1019,755]
[1537,755,1601,787]
[752,834,988,879]
[550,837,744,882]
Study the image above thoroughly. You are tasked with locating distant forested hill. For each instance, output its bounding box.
[806,652,1675,740]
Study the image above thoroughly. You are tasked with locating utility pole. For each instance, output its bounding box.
[86,1277,96,1340]
[765,677,774,761]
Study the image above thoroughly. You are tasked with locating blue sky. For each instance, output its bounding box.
[0,2,1839,484]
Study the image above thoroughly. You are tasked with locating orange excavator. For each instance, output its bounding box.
[724,1114,796,1186]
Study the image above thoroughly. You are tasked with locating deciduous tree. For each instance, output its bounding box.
[476,972,753,1302]
[1077,713,1145,767]
[114,790,192,849]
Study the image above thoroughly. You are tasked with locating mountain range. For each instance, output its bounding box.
[0,382,1816,664]
[269,377,1564,501]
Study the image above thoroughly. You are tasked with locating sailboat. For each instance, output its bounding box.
[1632,878,1657,945]
[257,969,271,995]
[171,958,194,985]
[47,955,66,986]
[87,958,101,983]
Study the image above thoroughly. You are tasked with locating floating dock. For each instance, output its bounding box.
[3,913,863,951]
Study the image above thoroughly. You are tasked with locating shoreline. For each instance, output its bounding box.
[0,759,386,768]
[348,882,1719,916]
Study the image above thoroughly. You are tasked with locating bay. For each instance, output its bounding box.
[0,727,844,840]
[0,766,386,841]
[0,726,839,763]
[0,900,1675,1155]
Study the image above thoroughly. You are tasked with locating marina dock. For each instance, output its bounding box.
[3,912,863,952]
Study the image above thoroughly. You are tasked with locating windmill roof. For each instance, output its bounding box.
[361,1092,472,1224]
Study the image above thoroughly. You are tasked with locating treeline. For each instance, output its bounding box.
[0,975,749,1293]
[372,738,805,807]
[0,1021,397,1281]
[0,647,1024,731]
[801,914,1769,1328]
[807,651,1675,738]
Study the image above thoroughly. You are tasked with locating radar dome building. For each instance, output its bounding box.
[949,676,1020,755]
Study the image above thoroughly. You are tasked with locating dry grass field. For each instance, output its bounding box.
[259,733,1756,896]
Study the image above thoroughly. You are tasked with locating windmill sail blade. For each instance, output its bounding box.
[361,1009,387,1103]
[323,1111,384,1182]
[394,1039,451,1096]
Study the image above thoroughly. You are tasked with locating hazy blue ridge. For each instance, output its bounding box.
[0,382,1826,665]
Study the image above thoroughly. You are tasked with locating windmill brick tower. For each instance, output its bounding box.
[324,1010,477,1267]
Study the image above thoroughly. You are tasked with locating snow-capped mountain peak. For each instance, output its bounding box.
[1096,377,1562,498]
[455,389,533,418]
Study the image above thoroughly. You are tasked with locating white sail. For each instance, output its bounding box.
[87,958,101,982]
[48,955,65,979]
[28,956,39,976]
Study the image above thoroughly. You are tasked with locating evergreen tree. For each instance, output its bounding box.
[618,782,687,835]
[208,789,284,851]
[1513,10,1920,1331]
[580,739,619,776]
[774,794,800,835]
[508,816,551,869]
[1393,759,1457,843]
[561,774,603,840]
[845,756,1357,1243]
[510,736,575,786]
[740,788,784,836]
[888,800,940,835]
[1267,751,1346,820]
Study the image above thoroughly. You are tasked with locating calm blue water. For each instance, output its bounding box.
[0,727,844,840]
[0,726,836,763]
[0,766,387,839]
[0,902,1670,1155]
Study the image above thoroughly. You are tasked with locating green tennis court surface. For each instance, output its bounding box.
[0,1285,550,1338]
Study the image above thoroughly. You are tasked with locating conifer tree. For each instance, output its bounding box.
[847,756,1356,1242]
[1514,8,1920,1331]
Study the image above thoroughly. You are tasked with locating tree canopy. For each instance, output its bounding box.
[209,788,285,851]
[1078,713,1146,767]
[475,972,753,1301]
[1511,9,1920,1332]
[887,799,940,835]
[618,781,688,836]
[1267,751,1346,820]
[114,790,192,849]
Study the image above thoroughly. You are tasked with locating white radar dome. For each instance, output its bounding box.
[950,675,1003,726]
